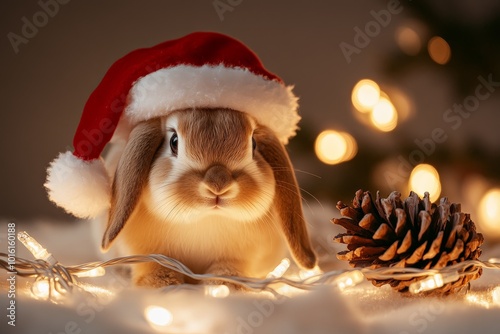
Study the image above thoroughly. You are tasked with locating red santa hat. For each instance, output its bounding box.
[45,31,300,219]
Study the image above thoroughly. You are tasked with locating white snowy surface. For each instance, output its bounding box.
[1,205,499,334]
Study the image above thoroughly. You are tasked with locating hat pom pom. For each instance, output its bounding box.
[45,151,111,218]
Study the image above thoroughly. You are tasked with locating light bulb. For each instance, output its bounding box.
[409,272,460,294]
[299,266,323,281]
[267,258,291,278]
[492,287,500,306]
[335,270,364,290]
[17,231,56,265]
[204,285,230,298]
[31,279,63,300]
[32,279,50,299]
[75,267,106,278]
[144,305,173,327]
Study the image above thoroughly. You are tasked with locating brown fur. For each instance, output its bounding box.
[102,118,164,249]
[253,125,317,269]
[102,108,316,287]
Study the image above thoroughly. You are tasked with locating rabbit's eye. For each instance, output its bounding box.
[252,137,257,151]
[170,133,178,156]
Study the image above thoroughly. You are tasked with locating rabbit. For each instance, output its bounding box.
[101,107,317,288]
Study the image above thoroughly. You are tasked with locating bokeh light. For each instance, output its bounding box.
[315,131,346,164]
[370,97,398,132]
[145,305,173,327]
[478,188,500,238]
[352,79,381,112]
[315,130,358,165]
[341,132,358,161]
[409,164,441,202]
[428,36,451,65]
[396,26,422,56]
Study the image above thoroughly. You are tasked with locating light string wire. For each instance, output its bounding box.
[1,231,499,300]
[1,253,499,294]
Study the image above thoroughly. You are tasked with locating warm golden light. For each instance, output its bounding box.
[315,131,346,164]
[410,274,443,294]
[478,188,500,237]
[267,258,291,278]
[370,97,398,132]
[410,272,459,294]
[31,279,63,300]
[352,79,381,112]
[334,270,364,291]
[145,306,173,327]
[465,292,493,309]
[428,36,451,65]
[75,267,106,278]
[341,132,358,161]
[31,279,50,299]
[315,130,358,165]
[205,285,230,298]
[396,26,422,56]
[299,266,323,281]
[493,287,500,305]
[409,164,441,202]
[18,231,50,260]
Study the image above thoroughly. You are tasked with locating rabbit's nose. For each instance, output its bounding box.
[202,164,234,196]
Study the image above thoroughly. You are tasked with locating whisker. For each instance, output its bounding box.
[268,167,321,179]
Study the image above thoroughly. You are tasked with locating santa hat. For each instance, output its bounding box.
[45,31,300,219]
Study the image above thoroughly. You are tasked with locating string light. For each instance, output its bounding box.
[492,287,500,305]
[409,272,460,294]
[204,285,230,298]
[465,292,492,308]
[17,231,57,265]
[299,266,323,281]
[266,258,291,278]
[74,267,106,278]
[144,305,173,327]
[31,279,51,299]
[31,278,64,300]
[2,230,500,303]
[334,270,364,290]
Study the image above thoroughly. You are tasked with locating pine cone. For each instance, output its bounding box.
[332,189,484,295]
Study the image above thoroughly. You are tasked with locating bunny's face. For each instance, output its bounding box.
[147,109,275,223]
[101,107,317,281]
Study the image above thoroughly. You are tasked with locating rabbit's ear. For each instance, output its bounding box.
[101,118,164,250]
[254,126,317,269]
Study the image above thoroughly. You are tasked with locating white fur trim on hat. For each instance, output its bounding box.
[125,64,300,144]
[45,151,111,218]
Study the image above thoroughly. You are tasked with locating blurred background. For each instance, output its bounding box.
[1,0,500,241]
